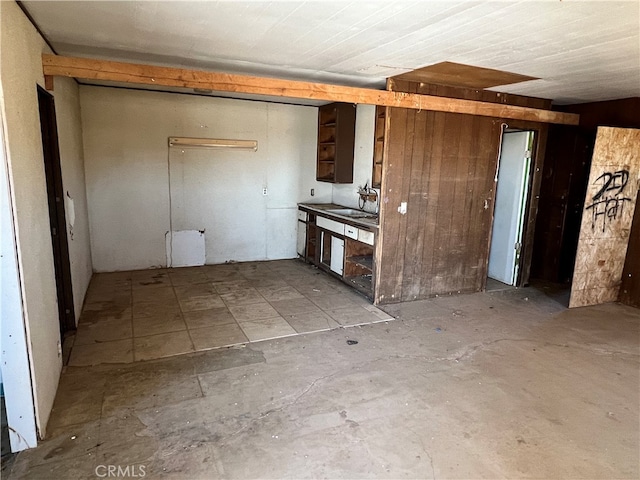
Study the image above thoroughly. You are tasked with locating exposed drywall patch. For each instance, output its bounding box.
[166,230,205,267]
[570,126,640,308]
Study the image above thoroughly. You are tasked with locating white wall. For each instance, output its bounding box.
[0,0,92,437]
[54,78,93,322]
[81,86,332,271]
[1,94,38,451]
[332,104,378,213]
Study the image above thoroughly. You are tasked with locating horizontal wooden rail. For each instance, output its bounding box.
[42,55,579,125]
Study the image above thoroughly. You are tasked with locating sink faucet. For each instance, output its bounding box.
[358,181,379,210]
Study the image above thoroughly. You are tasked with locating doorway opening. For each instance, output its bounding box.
[37,87,76,340]
[487,129,535,290]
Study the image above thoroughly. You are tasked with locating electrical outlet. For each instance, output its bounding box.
[262,188,268,196]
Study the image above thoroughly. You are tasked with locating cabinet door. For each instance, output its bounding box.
[296,220,306,257]
[306,223,318,264]
[330,236,344,275]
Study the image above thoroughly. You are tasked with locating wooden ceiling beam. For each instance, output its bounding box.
[42,54,579,126]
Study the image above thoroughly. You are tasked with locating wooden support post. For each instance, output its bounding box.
[42,54,579,126]
[44,75,54,91]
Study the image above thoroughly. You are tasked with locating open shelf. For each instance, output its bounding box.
[316,103,355,183]
[344,238,374,297]
[348,255,373,270]
[371,105,386,188]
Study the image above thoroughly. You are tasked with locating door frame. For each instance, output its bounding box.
[490,129,535,285]
[487,126,541,288]
[37,86,76,336]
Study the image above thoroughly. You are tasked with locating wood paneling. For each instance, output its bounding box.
[558,97,640,129]
[569,127,640,308]
[375,82,550,303]
[42,54,579,125]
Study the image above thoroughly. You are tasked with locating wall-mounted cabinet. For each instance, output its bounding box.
[372,105,387,188]
[316,102,356,183]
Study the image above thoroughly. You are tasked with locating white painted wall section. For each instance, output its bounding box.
[53,77,93,323]
[81,86,331,271]
[0,0,93,438]
[1,98,38,452]
[0,6,61,434]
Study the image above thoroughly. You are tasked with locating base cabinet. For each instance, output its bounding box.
[343,237,374,293]
[320,230,344,275]
[299,207,375,299]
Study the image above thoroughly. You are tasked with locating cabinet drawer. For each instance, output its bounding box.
[317,216,345,235]
[357,229,375,245]
[344,225,358,239]
[297,210,308,222]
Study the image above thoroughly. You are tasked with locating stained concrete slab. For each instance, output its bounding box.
[3,288,639,479]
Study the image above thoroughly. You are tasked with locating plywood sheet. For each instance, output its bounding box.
[392,61,538,89]
[569,127,640,308]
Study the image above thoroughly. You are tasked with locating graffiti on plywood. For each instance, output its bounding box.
[585,169,632,232]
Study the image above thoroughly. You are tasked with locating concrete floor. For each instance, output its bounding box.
[3,266,639,479]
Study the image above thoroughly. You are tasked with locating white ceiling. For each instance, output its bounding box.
[21,0,640,105]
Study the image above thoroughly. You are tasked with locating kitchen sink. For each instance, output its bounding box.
[326,208,378,219]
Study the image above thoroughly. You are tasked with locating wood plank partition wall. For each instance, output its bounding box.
[374,81,550,304]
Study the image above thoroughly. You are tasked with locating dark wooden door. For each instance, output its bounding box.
[37,86,76,336]
[531,125,594,283]
[619,187,640,307]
